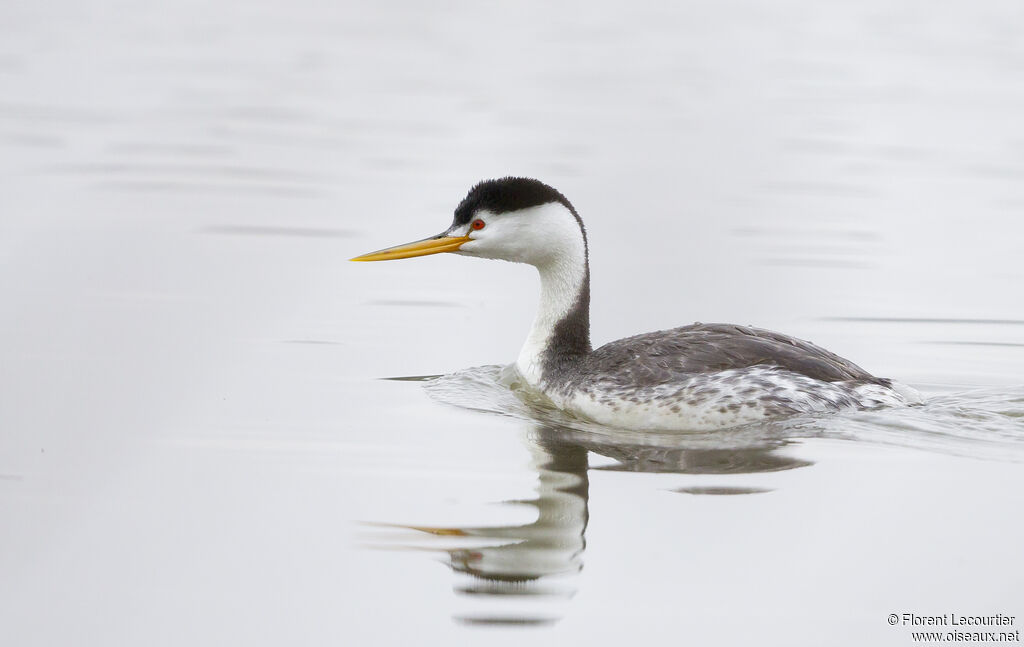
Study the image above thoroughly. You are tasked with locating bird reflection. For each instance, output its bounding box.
[590,444,812,474]
[442,431,589,587]
[366,421,810,626]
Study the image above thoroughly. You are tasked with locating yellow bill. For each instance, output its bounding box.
[350,234,471,262]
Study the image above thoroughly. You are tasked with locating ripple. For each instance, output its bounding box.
[201,225,356,238]
[1,132,65,148]
[757,258,871,269]
[454,616,559,628]
[670,486,773,495]
[926,341,1024,348]
[824,317,1024,326]
[92,180,323,197]
[107,142,233,157]
[51,162,330,183]
[0,102,119,124]
[761,180,876,198]
[424,365,1024,462]
[365,299,463,308]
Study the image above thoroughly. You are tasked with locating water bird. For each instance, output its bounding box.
[352,177,920,430]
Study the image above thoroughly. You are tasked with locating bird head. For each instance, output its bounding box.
[351,177,586,268]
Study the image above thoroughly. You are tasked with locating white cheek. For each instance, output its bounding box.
[451,203,584,265]
[471,221,529,260]
[457,218,513,257]
[459,235,503,258]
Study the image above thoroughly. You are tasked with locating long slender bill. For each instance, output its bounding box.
[350,234,471,262]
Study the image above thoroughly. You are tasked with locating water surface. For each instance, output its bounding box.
[1,1,1022,645]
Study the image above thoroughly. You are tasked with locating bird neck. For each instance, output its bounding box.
[516,253,591,386]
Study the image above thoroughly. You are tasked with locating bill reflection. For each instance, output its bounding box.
[366,424,811,626]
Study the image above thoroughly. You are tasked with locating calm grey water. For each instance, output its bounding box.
[1,1,1023,645]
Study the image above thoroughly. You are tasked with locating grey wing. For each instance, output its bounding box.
[584,323,886,388]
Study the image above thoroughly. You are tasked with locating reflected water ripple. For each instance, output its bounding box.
[364,366,1023,625]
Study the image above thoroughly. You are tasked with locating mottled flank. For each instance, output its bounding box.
[552,365,918,432]
[535,323,920,431]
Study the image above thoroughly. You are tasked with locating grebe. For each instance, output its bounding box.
[352,177,920,430]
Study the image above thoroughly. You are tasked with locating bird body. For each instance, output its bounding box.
[537,323,914,430]
[352,177,920,430]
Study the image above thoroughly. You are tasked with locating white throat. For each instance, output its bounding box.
[516,262,587,385]
[514,214,589,386]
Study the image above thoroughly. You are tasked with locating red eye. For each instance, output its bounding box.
[471,219,486,230]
